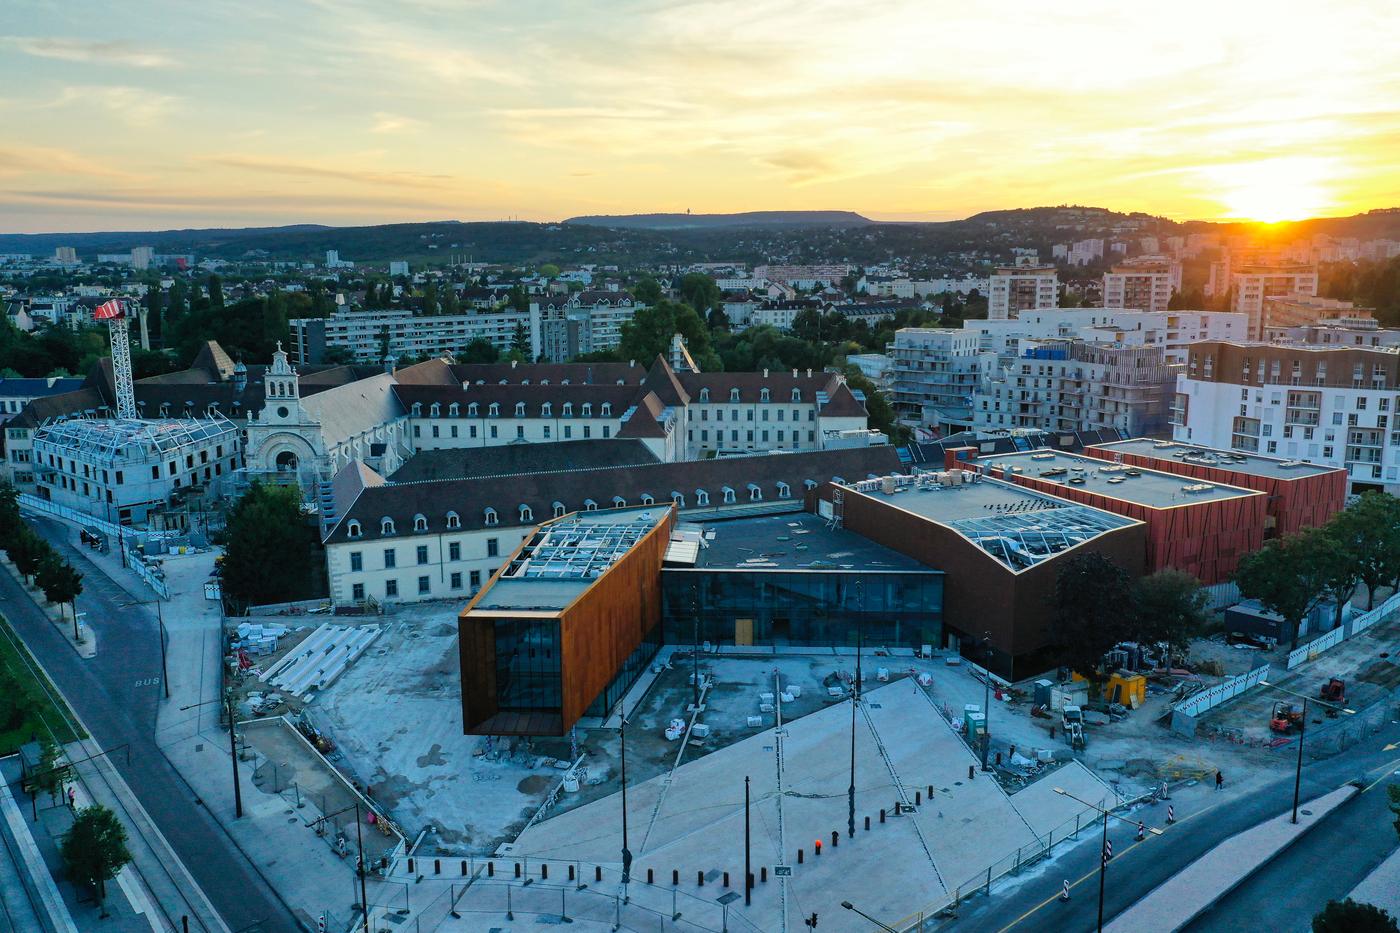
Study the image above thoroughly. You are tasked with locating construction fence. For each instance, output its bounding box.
[1286,591,1400,669]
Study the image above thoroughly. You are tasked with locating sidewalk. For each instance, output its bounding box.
[1104,783,1359,932]
[1346,843,1400,917]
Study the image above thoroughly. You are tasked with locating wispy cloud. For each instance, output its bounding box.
[48,86,181,126]
[208,155,453,190]
[370,112,424,134]
[0,146,135,179]
[3,36,175,68]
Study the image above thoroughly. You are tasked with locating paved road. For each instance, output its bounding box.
[935,720,1400,933]
[3,517,297,932]
[1185,760,1400,931]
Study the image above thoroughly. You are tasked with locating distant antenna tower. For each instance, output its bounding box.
[94,299,137,420]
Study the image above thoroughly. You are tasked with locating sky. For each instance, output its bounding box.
[2,0,1399,233]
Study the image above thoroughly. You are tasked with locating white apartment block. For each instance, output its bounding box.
[972,341,1176,436]
[1101,256,1181,313]
[969,309,1245,365]
[1172,341,1400,494]
[887,328,990,430]
[288,306,542,365]
[987,265,1058,320]
[1230,263,1319,339]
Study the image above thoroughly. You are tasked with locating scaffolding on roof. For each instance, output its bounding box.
[32,413,239,464]
[503,512,659,581]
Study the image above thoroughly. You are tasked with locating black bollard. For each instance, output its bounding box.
[724,871,730,888]
[488,862,495,877]
[915,791,921,805]
[831,830,838,848]
[879,808,886,824]
[928,784,933,798]
[540,864,548,881]
[461,861,467,876]
[761,867,767,883]
[647,868,654,884]
[595,866,602,882]
[568,865,575,881]
[798,848,804,864]
[864,815,871,831]
[435,859,441,875]
[969,764,975,780]
[697,870,704,886]
[514,863,521,879]
[672,869,679,886]
[407,858,415,874]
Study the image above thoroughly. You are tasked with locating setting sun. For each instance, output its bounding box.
[1205,157,1338,224]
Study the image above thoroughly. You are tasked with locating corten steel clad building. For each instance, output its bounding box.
[459,506,674,736]
[1083,438,1347,537]
[974,448,1267,586]
[814,471,1145,679]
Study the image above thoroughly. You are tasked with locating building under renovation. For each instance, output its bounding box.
[25,299,242,529]
[31,415,241,527]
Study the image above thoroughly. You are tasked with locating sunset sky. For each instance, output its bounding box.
[3,0,1398,233]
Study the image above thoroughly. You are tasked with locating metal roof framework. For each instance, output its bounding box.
[947,506,1134,571]
[503,513,656,581]
[32,414,239,465]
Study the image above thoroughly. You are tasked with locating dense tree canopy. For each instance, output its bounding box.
[1051,552,1134,686]
[220,482,318,612]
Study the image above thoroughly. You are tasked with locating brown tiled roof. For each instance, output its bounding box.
[324,446,902,543]
[641,355,690,406]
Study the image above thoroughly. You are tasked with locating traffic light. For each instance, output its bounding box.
[805,913,818,928]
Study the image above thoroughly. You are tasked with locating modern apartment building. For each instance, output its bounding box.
[887,328,989,432]
[1172,341,1400,494]
[970,309,1246,365]
[1230,262,1319,339]
[289,306,541,366]
[1101,256,1181,313]
[987,264,1058,320]
[972,341,1177,436]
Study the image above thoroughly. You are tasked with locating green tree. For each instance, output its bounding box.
[8,528,51,584]
[1312,899,1398,933]
[60,805,133,909]
[841,366,903,443]
[618,299,719,370]
[510,322,531,359]
[632,277,663,305]
[221,482,317,612]
[677,273,721,316]
[508,285,529,312]
[32,740,68,807]
[1051,552,1134,689]
[36,554,83,631]
[1389,783,1400,840]
[538,263,561,279]
[1326,492,1400,608]
[460,337,500,364]
[207,274,224,308]
[1235,528,1334,648]
[1133,570,1209,664]
[0,481,20,538]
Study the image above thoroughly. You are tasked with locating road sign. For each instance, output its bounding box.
[774,866,792,877]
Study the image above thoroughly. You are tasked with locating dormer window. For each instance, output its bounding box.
[612,495,626,507]
[695,489,709,506]
[804,479,818,490]
[449,402,459,417]
[641,493,655,505]
[519,504,533,522]
[515,402,525,417]
[446,511,460,529]
[747,483,762,501]
[722,486,736,504]
[671,491,685,507]
[488,403,500,417]
[380,517,396,535]
[582,403,592,416]
[541,402,552,417]
[484,507,498,526]
[584,498,598,511]
[430,403,440,417]
[699,388,710,402]
[552,501,566,518]
[412,402,423,416]
[562,402,573,417]
[729,388,740,402]
[601,403,611,416]
[347,520,363,538]
[791,388,802,402]
[777,481,791,497]
[760,388,771,402]
[468,402,479,417]
[413,513,428,532]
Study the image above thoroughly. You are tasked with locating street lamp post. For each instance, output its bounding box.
[1258,680,1354,824]
[1053,786,1163,933]
[155,599,170,700]
[980,631,992,771]
[619,700,632,892]
[848,579,863,839]
[180,694,243,818]
[840,900,898,933]
[692,584,701,711]
[744,775,752,907]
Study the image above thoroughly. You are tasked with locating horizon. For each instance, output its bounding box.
[3,1,1399,233]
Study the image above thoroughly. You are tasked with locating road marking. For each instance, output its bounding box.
[995,800,1222,933]
[1361,756,1400,794]
[1383,743,1398,752]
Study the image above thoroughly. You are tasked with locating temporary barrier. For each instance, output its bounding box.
[1171,664,1270,719]
[1287,591,1400,669]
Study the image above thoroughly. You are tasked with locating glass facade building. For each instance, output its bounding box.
[660,569,943,651]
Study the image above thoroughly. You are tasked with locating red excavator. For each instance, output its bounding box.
[1319,678,1346,704]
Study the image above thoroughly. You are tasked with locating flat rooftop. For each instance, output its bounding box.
[985,449,1261,508]
[1088,438,1339,481]
[469,505,668,613]
[684,512,935,573]
[840,472,1139,572]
